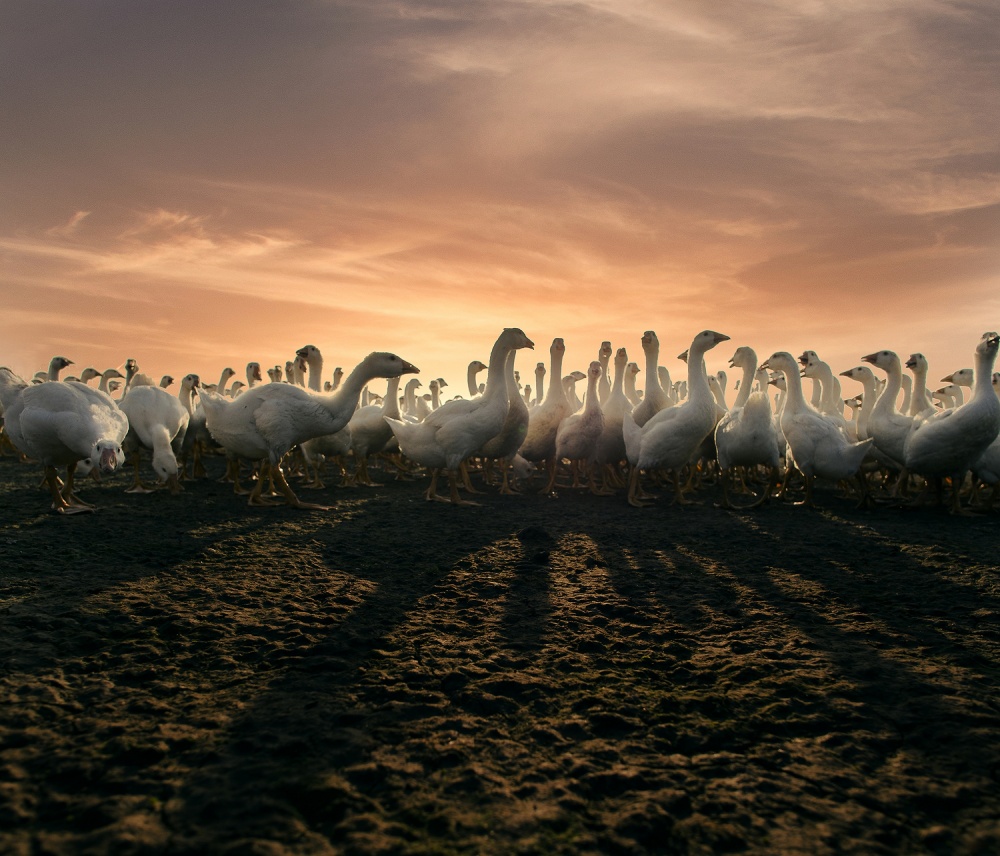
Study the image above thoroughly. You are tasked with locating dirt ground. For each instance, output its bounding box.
[1,452,999,855]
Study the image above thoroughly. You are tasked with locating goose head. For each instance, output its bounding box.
[729,346,757,370]
[861,350,898,372]
[600,341,613,361]
[942,368,974,387]
[760,351,797,376]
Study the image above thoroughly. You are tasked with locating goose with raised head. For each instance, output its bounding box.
[532,362,546,408]
[467,360,487,398]
[631,331,670,427]
[199,352,418,509]
[298,344,353,489]
[904,333,1000,512]
[624,362,641,408]
[799,350,853,438]
[595,347,631,491]
[519,338,571,491]
[760,352,873,507]
[554,361,607,493]
[349,375,405,486]
[478,351,531,494]
[0,369,127,513]
[861,349,916,471]
[905,353,937,418]
[714,346,782,509]
[43,356,74,382]
[119,383,190,494]
[597,341,613,405]
[623,331,730,507]
[386,328,533,505]
[564,370,587,414]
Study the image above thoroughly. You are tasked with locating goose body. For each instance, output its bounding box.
[714,346,782,507]
[119,384,190,493]
[199,352,418,508]
[387,328,533,505]
[760,352,873,505]
[0,370,127,512]
[625,330,730,506]
[861,349,915,469]
[554,361,606,492]
[903,333,1000,507]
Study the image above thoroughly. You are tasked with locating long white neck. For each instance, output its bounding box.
[467,364,481,397]
[544,347,566,405]
[781,362,809,413]
[306,356,323,392]
[643,341,663,399]
[381,376,402,419]
[732,356,757,410]
[972,346,998,402]
[873,355,902,417]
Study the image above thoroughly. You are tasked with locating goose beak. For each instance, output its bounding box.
[861,353,878,364]
[940,373,954,382]
[713,333,730,344]
[525,338,535,349]
[402,361,420,375]
[759,360,770,371]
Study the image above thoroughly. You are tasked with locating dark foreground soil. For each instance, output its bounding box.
[1,453,999,855]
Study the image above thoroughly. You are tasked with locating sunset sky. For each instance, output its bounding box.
[2,1,998,399]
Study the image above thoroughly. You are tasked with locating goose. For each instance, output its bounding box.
[159,375,174,389]
[623,362,641,408]
[386,328,533,505]
[122,358,139,393]
[554,361,607,493]
[118,384,190,494]
[43,356,74,382]
[597,341,613,405]
[297,344,352,489]
[332,367,344,390]
[519,337,571,491]
[348,376,405,486]
[623,331,730,507]
[478,350,532,494]
[760,352,873,506]
[0,368,127,513]
[199,351,418,509]
[934,384,963,409]
[401,378,423,421]
[659,367,675,405]
[595,347,631,491]
[905,353,937,418]
[466,360,487,398]
[522,384,532,407]
[799,351,854,437]
[631,331,670,427]
[532,362,546,407]
[563,370,587,414]
[861,349,915,470]
[246,362,263,389]
[903,332,1000,512]
[714,346,782,509]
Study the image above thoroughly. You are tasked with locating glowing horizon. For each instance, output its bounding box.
[2,1,998,397]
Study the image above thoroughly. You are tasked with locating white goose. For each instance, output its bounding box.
[554,361,607,494]
[631,331,670,427]
[623,330,730,507]
[595,347,631,491]
[0,369,127,513]
[903,332,1000,512]
[478,350,531,494]
[861,349,915,470]
[348,376,405,486]
[386,328,533,505]
[714,346,782,509]
[597,341,613,405]
[759,352,873,507]
[298,344,353,489]
[623,362,641,408]
[199,351,418,509]
[519,337,572,491]
[904,353,937,418]
[118,383,190,494]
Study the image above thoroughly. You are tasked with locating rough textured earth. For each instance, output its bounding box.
[1,453,999,854]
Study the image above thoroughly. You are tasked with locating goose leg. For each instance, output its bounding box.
[125,451,154,493]
[270,463,331,510]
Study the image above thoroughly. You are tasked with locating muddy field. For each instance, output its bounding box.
[1,453,999,854]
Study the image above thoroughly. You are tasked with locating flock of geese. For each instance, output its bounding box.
[1,327,999,516]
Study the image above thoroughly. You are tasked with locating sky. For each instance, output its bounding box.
[2,0,998,400]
